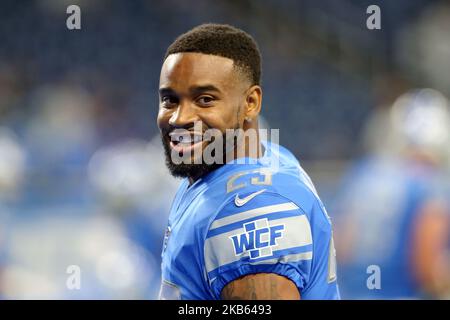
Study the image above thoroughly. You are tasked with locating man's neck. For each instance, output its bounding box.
[226,121,263,163]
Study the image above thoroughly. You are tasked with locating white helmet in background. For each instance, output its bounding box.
[390,88,450,165]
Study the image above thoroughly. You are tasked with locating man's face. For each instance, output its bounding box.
[157,52,248,179]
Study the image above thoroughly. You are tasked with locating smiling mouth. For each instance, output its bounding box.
[168,130,205,154]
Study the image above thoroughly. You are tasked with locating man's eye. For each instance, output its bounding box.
[161,96,177,106]
[197,96,214,105]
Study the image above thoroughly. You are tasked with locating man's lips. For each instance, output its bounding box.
[169,139,205,154]
[168,130,205,154]
[169,130,203,143]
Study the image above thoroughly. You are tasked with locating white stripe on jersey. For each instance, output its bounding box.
[204,214,313,274]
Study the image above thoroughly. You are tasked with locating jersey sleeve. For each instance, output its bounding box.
[203,189,314,299]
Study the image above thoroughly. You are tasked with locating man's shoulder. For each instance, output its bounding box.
[190,142,326,228]
[196,163,322,226]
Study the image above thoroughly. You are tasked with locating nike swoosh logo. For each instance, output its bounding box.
[234,189,266,207]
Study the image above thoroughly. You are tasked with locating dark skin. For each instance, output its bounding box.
[411,200,450,297]
[157,52,301,300]
[221,273,301,300]
[158,52,263,181]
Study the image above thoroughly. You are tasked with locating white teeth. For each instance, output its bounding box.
[169,132,203,144]
[179,135,193,143]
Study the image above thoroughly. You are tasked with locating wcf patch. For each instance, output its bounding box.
[229,218,284,259]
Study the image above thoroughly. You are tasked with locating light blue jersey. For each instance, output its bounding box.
[334,156,449,299]
[159,141,340,300]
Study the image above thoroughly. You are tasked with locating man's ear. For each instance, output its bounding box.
[244,85,262,122]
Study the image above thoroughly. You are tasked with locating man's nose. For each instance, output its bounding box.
[168,102,198,128]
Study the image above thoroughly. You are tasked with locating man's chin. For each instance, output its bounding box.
[161,138,222,180]
[164,161,222,180]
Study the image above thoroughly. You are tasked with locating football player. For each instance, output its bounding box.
[157,24,339,300]
[334,88,450,299]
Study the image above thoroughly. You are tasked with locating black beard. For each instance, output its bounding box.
[160,131,224,180]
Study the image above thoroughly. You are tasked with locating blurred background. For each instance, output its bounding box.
[0,0,449,299]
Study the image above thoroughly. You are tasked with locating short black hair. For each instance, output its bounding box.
[165,23,261,85]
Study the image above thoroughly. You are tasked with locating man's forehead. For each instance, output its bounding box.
[160,52,236,88]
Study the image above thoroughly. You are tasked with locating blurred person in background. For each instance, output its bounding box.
[0,128,26,299]
[88,136,179,298]
[0,85,150,299]
[334,88,450,299]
